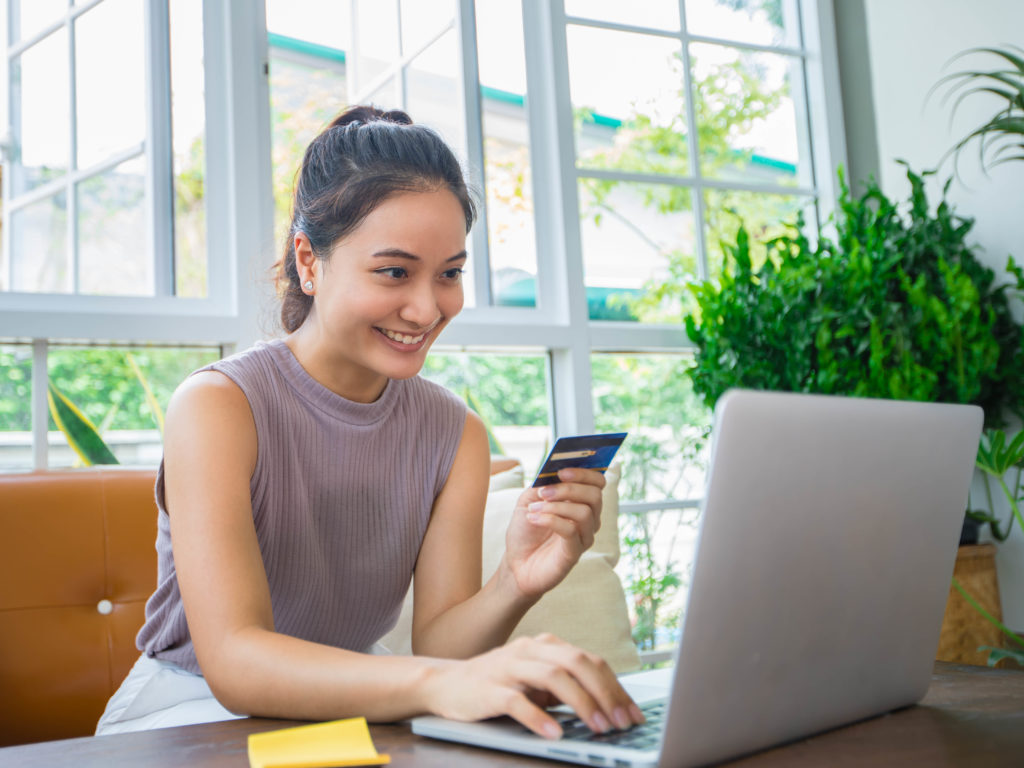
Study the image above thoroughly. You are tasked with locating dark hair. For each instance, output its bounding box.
[275,105,477,332]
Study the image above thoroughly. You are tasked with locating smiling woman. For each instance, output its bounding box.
[94,105,645,741]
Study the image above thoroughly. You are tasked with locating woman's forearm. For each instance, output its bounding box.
[201,626,449,722]
[411,558,540,658]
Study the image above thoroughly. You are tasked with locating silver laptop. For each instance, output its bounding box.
[412,389,983,767]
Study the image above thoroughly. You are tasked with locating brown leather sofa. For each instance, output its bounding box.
[0,468,158,746]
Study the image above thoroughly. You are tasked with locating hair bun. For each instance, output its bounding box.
[330,105,414,129]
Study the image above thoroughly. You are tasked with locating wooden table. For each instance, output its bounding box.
[2,662,1021,767]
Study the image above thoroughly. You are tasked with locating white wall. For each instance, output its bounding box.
[859,0,1024,629]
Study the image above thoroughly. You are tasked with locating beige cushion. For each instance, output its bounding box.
[488,464,525,491]
[379,463,640,673]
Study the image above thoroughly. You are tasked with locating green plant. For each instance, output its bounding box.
[936,45,1024,174]
[46,352,167,467]
[685,163,1024,426]
[685,163,1024,667]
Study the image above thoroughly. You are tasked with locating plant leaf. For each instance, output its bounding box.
[47,381,120,466]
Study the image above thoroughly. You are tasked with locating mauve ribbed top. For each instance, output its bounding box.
[136,339,466,674]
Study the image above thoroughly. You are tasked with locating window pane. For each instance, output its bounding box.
[75,0,146,170]
[399,0,453,56]
[268,35,348,256]
[564,0,679,31]
[47,345,220,468]
[692,43,804,185]
[266,0,351,51]
[10,192,68,292]
[567,26,688,176]
[15,29,69,194]
[171,0,208,298]
[591,353,710,651]
[0,345,33,471]
[352,0,400,93]
[405,29,463,152]
[704,189,814,280]
[591,354,710,503]
[420,352,551,475]
[476,0,537,307]
[578,179,696,321]
[684,0,801,48]
[13,0,67,43]
[77,157,148,296]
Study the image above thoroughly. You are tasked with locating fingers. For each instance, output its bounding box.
[528,478,603,546]
[555,466,607,489]
[526,503,595,550]
[509,635,645,734]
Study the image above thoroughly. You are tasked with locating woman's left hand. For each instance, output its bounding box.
[501,467,606,600]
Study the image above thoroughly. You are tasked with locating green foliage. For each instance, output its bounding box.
[973,429,1024,542]
[47,381,119,466]
[420,355,548,428]
[936,45,1024,173]
[463,388,505,455]
[685,164,1024,428]
[953,577,1024,667]
[0,348,32,432]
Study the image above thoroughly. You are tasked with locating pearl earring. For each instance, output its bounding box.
[303,280,313,292]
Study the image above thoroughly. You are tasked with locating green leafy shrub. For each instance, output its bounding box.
[685,164,1024,428]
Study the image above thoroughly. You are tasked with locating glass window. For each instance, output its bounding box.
[13,0,67,42]
[74,0,146,171]
[567,25,688,176]
[421,352,551,475]
[578,179,696,321]
[13,27,69,195]
[10,192,68,293]
[266,7,350,257]
[170,0,209,298]
[45,345,220,468]
[691,43,805,185]
[564,0,680,32]
[404,29,463,152]
[0,344,33,471]
[475,0,537,307]
[591,354,710,504]
[77,156,147,296]
[591,353,710,651]
[684,0,801,48]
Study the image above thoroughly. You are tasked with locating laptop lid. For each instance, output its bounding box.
[412,390,983,768]
[660,389,982,766]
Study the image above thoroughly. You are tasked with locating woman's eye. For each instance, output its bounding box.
[442,267,464,281]
[376,267,407,280]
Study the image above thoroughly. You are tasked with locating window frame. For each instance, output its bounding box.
[0,0,274,349]
[3,0,848,492]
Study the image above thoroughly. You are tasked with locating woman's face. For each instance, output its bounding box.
[295,187,467,400]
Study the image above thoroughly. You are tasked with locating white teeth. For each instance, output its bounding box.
[381,328,425,344]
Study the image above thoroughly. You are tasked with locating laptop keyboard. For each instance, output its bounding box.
[554,699,666,751]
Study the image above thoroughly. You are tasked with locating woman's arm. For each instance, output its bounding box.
[411,413,606,659]
[165,374,639,736]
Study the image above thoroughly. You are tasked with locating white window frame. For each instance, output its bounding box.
[3,0,847,486]
[0,0,273,347]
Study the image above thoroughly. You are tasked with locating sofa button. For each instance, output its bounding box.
[97,599,114,615]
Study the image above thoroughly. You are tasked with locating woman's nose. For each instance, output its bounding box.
[400,284,441,328]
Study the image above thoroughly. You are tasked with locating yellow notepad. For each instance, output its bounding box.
[247,716,391,768]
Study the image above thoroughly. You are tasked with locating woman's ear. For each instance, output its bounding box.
[294,232,317,288]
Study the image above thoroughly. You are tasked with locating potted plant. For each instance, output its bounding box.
[683,163,1024,666]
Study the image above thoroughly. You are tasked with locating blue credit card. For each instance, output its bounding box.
[532,432,628,487]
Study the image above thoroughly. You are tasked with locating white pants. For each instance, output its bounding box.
[96,643,393,735]
[95,654,246,735]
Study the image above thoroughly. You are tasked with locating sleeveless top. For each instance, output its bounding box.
[136,339,467,674]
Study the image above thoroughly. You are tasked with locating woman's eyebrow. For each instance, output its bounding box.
[372,248,468,262]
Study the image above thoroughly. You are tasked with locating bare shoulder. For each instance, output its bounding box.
[164,370,257,475]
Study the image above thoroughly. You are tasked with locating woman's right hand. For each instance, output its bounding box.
[421,634,646,739]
